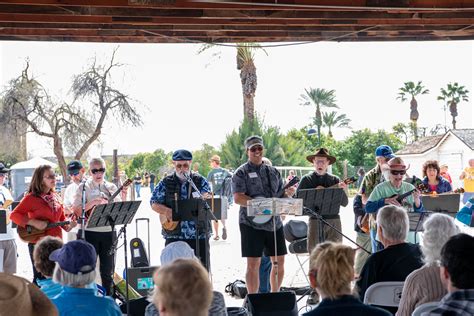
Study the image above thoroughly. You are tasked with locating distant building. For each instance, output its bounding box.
[396,129,474,189]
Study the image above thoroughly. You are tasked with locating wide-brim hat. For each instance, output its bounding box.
[306,148,336,165]
[387,157,410,171]
[0,273,58,316]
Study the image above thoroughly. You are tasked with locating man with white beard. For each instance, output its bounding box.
[150,149,212,269]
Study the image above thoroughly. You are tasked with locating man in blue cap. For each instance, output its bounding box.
[63,160,85,241]
[354,145,395,272]
[150,149,212,269]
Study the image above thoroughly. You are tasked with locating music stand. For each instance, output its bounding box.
[296,188,369,254]
[421,194,461,217]
[86,201,141,316]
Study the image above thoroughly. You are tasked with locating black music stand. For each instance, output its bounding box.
[297,188,368,253]
[171,198,219,271]
[0,210,7,234]
[421,194,461,217]
[86,201,141,316]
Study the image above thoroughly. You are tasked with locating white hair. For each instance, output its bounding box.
[377,205,409,242]
[52,263,96,287]
[88,157,106,168]
[421,213,460,265]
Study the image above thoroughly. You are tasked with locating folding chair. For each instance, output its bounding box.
[283,220,309,285]
[411,301,439,316]
[363,281,405,307]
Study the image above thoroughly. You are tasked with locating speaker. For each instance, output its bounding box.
[246,291,297,316]
[119,297,149,316]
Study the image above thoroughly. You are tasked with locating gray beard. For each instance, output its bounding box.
[175,171,190,182]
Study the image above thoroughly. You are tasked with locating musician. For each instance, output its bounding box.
[359,145,395,254]
[297,148,348,253]
[0,163,16,274]
[421,160,452,194]
[11,164,76,285]
[150,149,212,269]
[72,157,125,295]
[62,160,86,241]
[232,135,295,293]
[365,157,423,248]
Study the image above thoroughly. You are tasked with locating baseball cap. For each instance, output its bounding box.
[0,163,10,174]
[49,240,96,275]
[375,145,395,159]
[67,160,83,174]
[172,149,193,161]
[244,135,264,149]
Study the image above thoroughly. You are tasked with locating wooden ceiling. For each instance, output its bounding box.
[0,1,474,43]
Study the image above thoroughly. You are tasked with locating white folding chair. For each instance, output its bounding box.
[411,301,439,316]
[363,281,405,307]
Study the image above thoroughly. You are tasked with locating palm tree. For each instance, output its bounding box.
[322,111,351,138]
[396,81,429,141]
[437,82,470,130]
[300,88,338,146]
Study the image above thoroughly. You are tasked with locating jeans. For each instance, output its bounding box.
[135,184,141,198]
[28,242,45,285]
[258,254,272,293]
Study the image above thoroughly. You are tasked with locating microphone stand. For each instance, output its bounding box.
[303,207,370,254]
[184,173,218,271]
[79,178,87,240]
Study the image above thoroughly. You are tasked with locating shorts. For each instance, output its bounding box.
[239,224,287,257]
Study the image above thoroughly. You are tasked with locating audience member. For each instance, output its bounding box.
[49,240,121,316]
[0,272,58,316]
[153,259,213,316]
[145,241,227,316]
[396,214,460,316]
[302,242,390,316]
[33,236,64,298]
[421,160,452,193]
[460,158,474,204]
[424,234,474,315]
[456,197,474,226]
[439,164,452,184]
[356,205,423,314]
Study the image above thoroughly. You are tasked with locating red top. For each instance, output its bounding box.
[11,192,66,243]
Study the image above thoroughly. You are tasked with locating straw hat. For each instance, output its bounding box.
[0,273,58,316]
[387,157,410,171]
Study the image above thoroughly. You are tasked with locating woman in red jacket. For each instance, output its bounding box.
[11,164,76,284]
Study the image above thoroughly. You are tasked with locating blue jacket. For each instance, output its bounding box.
[302,295,391,316]
[456,197,473,226]
[422,176,452,193]
[51,286,121,316]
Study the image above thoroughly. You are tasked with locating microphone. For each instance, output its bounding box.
[182,172,192,182]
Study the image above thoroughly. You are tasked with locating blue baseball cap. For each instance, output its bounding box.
[172,149,193,161]
[375,145,395,159]
[67,160,83,174]
[49,240,96,275]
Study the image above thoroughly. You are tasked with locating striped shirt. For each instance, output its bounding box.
[396,265,446,316]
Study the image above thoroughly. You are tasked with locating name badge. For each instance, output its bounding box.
[248,172,258,179]
[192,192,200,198]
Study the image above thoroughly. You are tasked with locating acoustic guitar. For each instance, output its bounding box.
[18,221,70,243]
[0,199,13,225]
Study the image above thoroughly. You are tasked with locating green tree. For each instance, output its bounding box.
[437,82,470,130]
[322,111,351,138]
[392,122,411,144]
[300,88,338,146]
[192,144,218,176]
[396,81,429,141]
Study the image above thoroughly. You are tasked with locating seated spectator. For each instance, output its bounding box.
[145,241,227,316]
[456,197,474,226]
[49,240,121,316]
[302,242,390,316]
[421,160,452,194]
[0,273,58,316]
[396,214,460,316]
[356,205,423,314]
[33,236,64,298]
[153,258,212,316]
[425,234,474,316]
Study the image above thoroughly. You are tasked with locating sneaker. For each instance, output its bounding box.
[306,290,320,305]
[222,227,227,240]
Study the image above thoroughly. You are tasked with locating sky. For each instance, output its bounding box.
[0,40,473,159]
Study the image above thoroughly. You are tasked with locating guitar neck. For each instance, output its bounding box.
[46,221,70,229]
[396,189,416,203]
[108,179,132,202]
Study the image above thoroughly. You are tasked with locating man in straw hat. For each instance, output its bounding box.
[365,157,423,250]
[0,273,58,316]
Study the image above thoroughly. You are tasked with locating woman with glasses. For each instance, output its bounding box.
[11,164,76,284]
[365,157,423,252]
[71,157,127,296]
[421,160,452,194]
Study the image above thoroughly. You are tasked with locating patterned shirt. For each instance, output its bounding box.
[359,165,384,197]
[150,173,211,240]
[423,289,474,316]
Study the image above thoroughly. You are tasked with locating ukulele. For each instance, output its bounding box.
[315,176,357,189]
[18,221,70,243]
[84,179,132,219]
[160,193,180,233]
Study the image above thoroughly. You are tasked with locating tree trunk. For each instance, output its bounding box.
[412,120,418,141]
[53,135,68,186]
[243,94,255,122]
[240,61,257,123]
[316,106,322,146]
[449,101,458,130]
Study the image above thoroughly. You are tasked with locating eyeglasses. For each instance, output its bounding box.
[44,175,56,180]
[390,170,406,176]
[91,168,106,174]
[176,163,190,169]
[249,145,264,152]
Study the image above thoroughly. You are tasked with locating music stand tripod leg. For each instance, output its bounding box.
[272,215,279,291]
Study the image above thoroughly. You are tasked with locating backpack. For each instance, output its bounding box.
[225,279,248,299]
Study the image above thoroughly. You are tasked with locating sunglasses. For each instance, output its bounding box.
[390,170,406,176]
[44,175,56,180]
[91,168,106,174]
[69,171,80,176]
[249,145,264,152]
[176,163,190,169]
